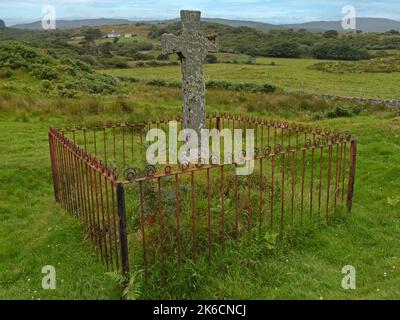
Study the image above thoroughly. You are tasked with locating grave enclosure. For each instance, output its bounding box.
[48,10,357,285]
[48,114,357,284]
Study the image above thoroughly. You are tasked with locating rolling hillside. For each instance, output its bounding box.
[283,18,400,33]
[11,17,400,33]
[12,18,132,30]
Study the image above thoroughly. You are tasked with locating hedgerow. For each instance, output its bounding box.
[117,76,277,93]
[309,56,400,74]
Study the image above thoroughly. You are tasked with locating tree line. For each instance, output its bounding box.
[150,22,400,60]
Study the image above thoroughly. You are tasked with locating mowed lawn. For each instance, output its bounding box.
[0,85,399,299]
[101,58,400,99]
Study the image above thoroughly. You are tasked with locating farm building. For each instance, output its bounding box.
[107,30,120,38]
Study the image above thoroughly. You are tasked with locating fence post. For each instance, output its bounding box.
[116,182,130,275]
[48,131,59,203]
[216,115,221,131]
[347,140,357,212]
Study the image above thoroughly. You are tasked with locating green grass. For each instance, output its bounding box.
[199,115,400,299]
[101,58,400,99]
[0,84,399,299]
[0,119,120,299]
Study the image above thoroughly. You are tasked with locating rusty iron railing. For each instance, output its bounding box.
[49,114,357,283]
[48,128,128,273]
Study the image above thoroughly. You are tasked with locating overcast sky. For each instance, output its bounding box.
[1,0,400,25]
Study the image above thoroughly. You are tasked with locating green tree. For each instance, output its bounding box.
[83,28,102,43]
[386,29,400,35]
[97,42,113,57]
[0,19,5,29]
[323,30,339,39]
[312,41,370,60]
[266,42,301,58]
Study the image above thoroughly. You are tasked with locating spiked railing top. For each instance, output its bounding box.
[61,113,353,140]
[49,128,119,183]
[53,114,355,184]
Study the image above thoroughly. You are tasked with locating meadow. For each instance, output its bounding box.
[0,83,399,299]
[1,22,400,299]
[101,58,400,99]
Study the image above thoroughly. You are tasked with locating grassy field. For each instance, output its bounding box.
[101,58,400,99]
[0,84,399,299]
[1,19,400,300]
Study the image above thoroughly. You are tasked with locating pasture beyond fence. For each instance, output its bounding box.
[48,114,357,284]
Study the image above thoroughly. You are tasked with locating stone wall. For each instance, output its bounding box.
[311,94,400,107]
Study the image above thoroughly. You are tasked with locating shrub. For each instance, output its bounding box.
[144,60,164,67]
[205,80,276,93]
[30,64,58,80]
[244,57,253,64]
[131,42,154,51]
[258,84,276,93]
[78,54,98,66]
[326,105,353,118]
[352,105,364,116]
[323,30,339,39]
[74,60,92,73]
[84,78,118,94]
[131,52,154,61]
[0,41,52,69]
[205,54,218,64]
[309,56,400,73]
[40,80,53,90]
[64,80,80,90]
[313,105,364,120]
[0,68,13,78]
[157,54,169,61]
[57,86,77,98]
[312,41,371,61]
[101,57,129,68]
[135,60,178,67]
[136,78,277,93]
[146,79,167,87]
[266,42,301,58]
[117,76,140,83]
[166,81,181,88]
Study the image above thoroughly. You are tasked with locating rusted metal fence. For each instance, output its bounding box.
[49,114,357,283]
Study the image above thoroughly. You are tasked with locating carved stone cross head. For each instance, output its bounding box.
[181,10,201,34]
[162,10,218,60]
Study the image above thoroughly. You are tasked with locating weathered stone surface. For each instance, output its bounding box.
[311,93,400,107]
[162,10,219,139]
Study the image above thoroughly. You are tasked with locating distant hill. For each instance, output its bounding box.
[12,17,400,33]
[203,18,276,32]
[13,18,131,30]
[203,17,400,33]
[281,18,400,33]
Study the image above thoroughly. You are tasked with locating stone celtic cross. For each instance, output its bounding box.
[162,10,219,141]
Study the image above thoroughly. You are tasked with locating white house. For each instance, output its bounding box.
[107,30,120,38]
[124,33,137,38]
